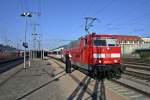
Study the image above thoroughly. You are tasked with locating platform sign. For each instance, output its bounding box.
[22,42,28,48]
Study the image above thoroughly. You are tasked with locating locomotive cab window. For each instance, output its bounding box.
[93,38,117,46]
[93,39,107,46]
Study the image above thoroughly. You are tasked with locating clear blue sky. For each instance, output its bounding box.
[0,0,150,49]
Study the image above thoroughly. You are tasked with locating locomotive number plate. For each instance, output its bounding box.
[105,54,111,58]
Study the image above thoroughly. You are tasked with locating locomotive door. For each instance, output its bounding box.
[80,38,85,64]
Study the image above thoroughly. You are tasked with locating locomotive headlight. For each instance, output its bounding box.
[114,59,118,63]
[99,60,101,63]
[107,47,110,50]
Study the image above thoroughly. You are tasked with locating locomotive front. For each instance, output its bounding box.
[90,34,125,80]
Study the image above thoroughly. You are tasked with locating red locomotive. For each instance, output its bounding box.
[62,33,125,80]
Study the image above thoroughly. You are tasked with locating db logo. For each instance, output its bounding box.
[105,54,111,58]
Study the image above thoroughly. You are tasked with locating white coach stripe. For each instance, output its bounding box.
[111,53,120,58]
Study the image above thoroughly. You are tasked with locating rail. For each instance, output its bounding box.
[0,57,24,74]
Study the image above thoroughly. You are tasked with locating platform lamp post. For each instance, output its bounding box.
[21,12,32,68]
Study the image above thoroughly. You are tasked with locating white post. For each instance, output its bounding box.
[43,50,44,59]
[32,50,34,59]
[24,48,26,68]
[28,50,31,67]
[41,50,42,59]
[24,16,27,69]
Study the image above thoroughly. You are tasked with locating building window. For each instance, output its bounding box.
[133,41,135,44]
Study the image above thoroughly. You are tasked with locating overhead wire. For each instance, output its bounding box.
[98,0,150,34]
[37,0,43,49]
[19,0,25,12]
[73,0,117,34]
[117,12,150,26]
[104,14,150,31]
[104,0,150,25]
[93,0,117,17]
[37,0,42,31]
[102,0,150,32]
[73,0,101,35]
[82,0,98,17]
[18,0,43,49]
[83,0,118,33]
[102,11,150,33]
[19,0,36,49]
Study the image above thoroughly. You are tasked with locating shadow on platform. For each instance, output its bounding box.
[16,72,66,100]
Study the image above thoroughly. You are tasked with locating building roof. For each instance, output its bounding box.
[112,35,142,41]
[90,33,142,41]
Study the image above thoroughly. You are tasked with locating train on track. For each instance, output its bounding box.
[0,50,21,62]
[49,33,126,80]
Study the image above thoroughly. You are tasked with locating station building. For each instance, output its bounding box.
[111,35,143,45]
[112,35,149,57]
[141,37,150,43]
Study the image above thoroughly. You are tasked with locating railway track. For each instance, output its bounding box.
[50,57,150,100]
[124,70,150,81]
[0,57,24,74]
[124,62,150,67]
[107,79,150,100]
[124,63,150,70]
[111,76,150,97]
[123,59,150,81]
[123,58,150,65]
[116,58,150,98]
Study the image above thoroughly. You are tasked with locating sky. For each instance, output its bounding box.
[0,0,150,50]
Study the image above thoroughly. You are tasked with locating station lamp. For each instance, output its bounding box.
[20,12,32,68]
